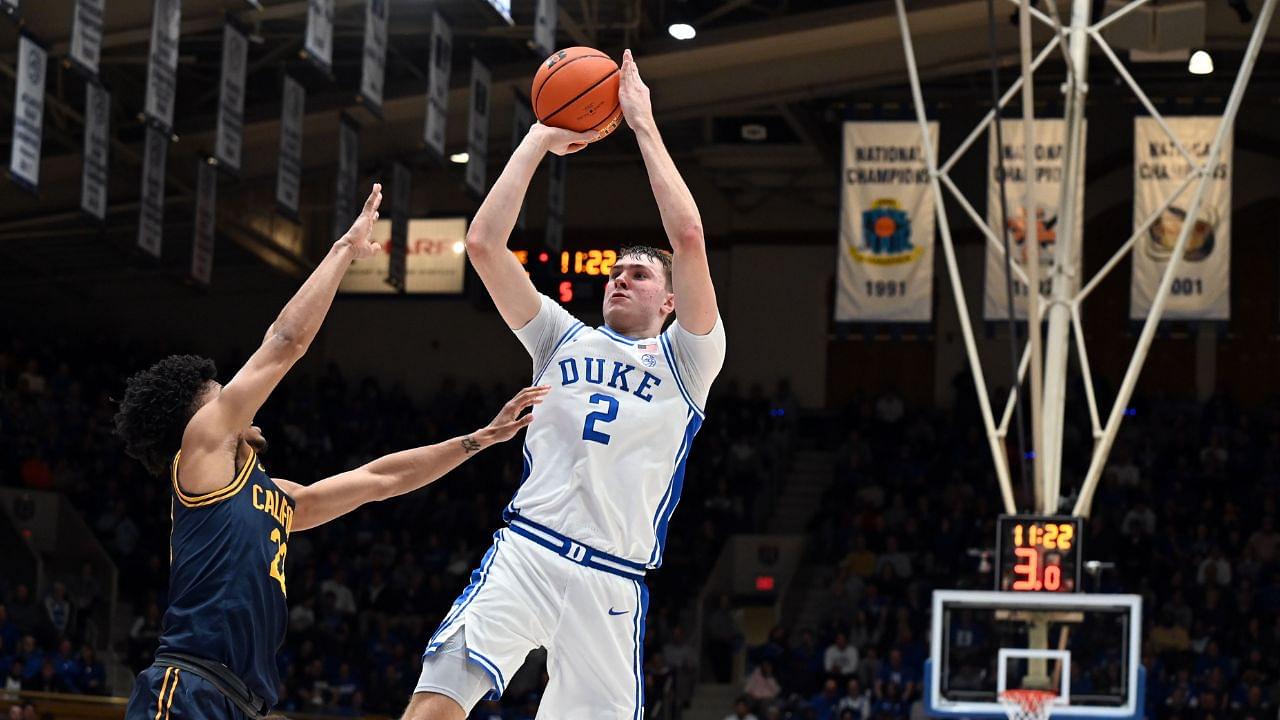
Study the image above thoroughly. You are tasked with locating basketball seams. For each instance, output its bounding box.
[590,103,622,131]
[532,53,613,113]
[538,68,620,126]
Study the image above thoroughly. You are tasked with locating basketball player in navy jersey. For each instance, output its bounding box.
[114,185,548,720]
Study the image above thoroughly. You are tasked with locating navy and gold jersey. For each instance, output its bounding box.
[156,447,294,709]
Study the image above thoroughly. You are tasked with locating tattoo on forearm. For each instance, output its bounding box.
[461,436,482,454]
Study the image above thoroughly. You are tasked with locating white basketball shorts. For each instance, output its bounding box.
[416,518,650,719]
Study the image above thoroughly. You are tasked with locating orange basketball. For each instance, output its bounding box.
[532,47,622,142]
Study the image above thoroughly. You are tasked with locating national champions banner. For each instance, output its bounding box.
[834,121,937,323]
[983,118,1085,320]
[1130,116,1231,320]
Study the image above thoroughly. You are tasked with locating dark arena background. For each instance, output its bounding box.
[2,1,1280,720]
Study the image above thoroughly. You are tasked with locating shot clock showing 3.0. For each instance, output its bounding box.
[995,515,1083,593]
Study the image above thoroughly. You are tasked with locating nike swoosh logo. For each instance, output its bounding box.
[607,608,627,616]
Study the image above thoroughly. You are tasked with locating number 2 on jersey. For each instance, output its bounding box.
[582,393,619,444]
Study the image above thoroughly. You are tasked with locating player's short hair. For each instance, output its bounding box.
[114,355,217,476]
[618,245,673,290]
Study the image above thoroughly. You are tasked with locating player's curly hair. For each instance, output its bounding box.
[619,245,673,289]
[114,355,218,476]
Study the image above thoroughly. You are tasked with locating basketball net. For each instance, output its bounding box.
[999,689,1060,720]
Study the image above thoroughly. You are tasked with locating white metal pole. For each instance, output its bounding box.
[1040,0,1092,513]
[894,0,1017,514]
[1074,0,1277,517]
[1017,0,1045,509]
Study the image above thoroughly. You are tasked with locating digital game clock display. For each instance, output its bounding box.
[512,248,618,306]
[995,514,1083,593]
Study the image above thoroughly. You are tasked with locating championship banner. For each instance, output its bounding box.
[360,0,388,115]
[9,34,46,192]
[215,21,249,174]
[143,0,181,132]
[69,0,105,79]
[333,116,360,241]
[304,0,334,75]
[545,155,566,253]
[983,118,1086,320]
[191,159,217,286]
[1130,116,1231,320]
[533,0,557,59]
[81,82,110,220]
[422,11,452,160]
[137,127,168,258]
[276,76,305,218]
[834,121,937,322]
[465,58,492,197]
[511,96,534,230]
[386,162,411,291]
[340,218,468,294]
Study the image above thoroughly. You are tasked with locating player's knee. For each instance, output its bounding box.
[401,691,466,720]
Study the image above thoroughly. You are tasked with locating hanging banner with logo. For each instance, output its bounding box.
[533,0,557,58]
[1130,116,1231,320]
[192,159,217,286]
[466,58,492,196]
[386,162,411,291]
[983,118,1086,320]
[9,34,46,192]
[81,82,110,220]
[1,0,19,18]
[511,96,534,230]
[834,121,937,322]
[304,0,334,75]
[69,0,105,79]
[545,155,566,253]
[276,76,305,219]
[144,0,181,132]
[423,11,452,160]
[360,0,388,115]
[215,21,249,174]
[333,116,360,241]
[138,127,168,258]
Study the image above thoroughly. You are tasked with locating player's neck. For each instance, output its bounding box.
[604,320,662,340]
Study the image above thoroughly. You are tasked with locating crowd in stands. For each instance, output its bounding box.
[0,330,793,718]
[725,387,1280,720]
[5,329,1279,720]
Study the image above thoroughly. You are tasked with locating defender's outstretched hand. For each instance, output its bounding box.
[619,49,654,132]
[339,184,384,258]
[470,385,550,450]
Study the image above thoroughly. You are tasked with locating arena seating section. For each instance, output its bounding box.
[2,333,1277,719]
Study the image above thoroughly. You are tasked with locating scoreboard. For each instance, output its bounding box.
[995,514,1083,593]
[512,246,619,307]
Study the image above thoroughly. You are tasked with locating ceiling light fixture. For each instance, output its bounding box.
[1188,50,1213,75]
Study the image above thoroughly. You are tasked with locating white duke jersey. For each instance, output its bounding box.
[507,294,727,569]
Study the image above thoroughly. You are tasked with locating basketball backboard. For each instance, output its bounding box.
[926,591,1144,720]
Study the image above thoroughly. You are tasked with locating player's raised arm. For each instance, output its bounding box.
[277,386,548,531]
[466,124,594,330]
[619,49,719,335]
[180,185,383,485]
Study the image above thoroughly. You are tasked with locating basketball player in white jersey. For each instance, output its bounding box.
[403,50,726,720]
